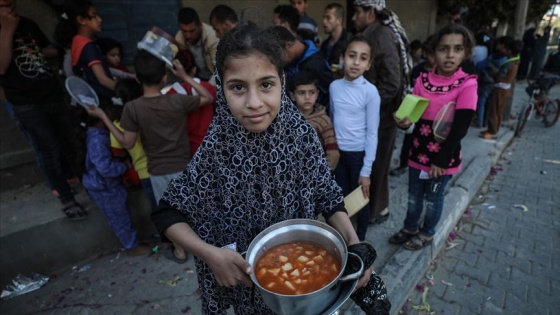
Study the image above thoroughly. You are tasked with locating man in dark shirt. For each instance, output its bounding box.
[320,2,351,73]
[0,0,86,220]
[270,26,334,107]
[352,0,410,224]
[272,4,300,37]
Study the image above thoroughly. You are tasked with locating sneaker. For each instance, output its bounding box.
[389,166,407,177]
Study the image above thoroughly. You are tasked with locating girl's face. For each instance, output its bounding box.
[223,52,282,133]
[106,47,121,67]
[342,41,372,81]
[434,33,466,77]
[80,6,102,33]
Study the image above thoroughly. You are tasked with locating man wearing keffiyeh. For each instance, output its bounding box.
[352,0,411,226]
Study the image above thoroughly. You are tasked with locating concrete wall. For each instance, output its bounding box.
[388,0,438,42]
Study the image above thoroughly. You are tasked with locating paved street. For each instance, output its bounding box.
[401,118,560,314]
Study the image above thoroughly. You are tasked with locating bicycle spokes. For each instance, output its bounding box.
[542,99,560,127]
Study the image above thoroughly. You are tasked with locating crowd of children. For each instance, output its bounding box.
[3,2,555,312]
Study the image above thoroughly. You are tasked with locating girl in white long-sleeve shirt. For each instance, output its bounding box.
[330,36,380,241]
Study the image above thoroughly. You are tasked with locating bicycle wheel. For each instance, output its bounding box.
[542,99,560,127]
[515,104,532,137]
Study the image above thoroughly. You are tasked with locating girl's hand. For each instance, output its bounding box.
[205,247,253,287]
[429,164,445,178]
[393,112,412,129]
[358,176,370,198]
[355,265,373,291]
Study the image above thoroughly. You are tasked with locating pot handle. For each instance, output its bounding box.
[339,252,364,282]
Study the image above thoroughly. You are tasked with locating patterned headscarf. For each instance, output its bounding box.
[354,0,386,11]
[380,9,411,100]
[161,40,344,253]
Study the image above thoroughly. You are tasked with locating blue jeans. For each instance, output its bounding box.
[403,168,452,237]
[12,102,77,204]
[477,83,493,126]
[334,150,369,241]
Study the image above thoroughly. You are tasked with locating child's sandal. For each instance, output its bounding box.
[388,229,419,244]
[403,235,433,250]
[62,202,88,221]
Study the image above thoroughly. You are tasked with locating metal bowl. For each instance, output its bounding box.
[245,219,362,315]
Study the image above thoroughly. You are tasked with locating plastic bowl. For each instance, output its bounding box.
[64,76,99,107]
[137,26,179,68]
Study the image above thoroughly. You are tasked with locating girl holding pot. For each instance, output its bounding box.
[151,23,390,315]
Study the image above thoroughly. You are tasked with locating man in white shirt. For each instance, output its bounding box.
[175,7,219,82]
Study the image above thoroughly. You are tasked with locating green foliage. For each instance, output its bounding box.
[437,0,557,32]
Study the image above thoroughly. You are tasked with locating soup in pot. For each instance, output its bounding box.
[255,241,340,295]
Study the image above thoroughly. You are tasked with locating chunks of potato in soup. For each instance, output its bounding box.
[255,242,340,295]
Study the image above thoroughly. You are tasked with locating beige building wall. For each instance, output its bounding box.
[388,0,438,42]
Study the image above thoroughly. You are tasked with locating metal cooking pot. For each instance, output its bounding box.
[245,219,364,315]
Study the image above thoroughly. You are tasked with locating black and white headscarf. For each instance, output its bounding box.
[161,68,344,252]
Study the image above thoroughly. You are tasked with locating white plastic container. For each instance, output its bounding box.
[137,26,179,68]
[64,76,99,107]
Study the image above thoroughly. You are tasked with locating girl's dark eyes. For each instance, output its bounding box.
[262,82,273,89]
[438,46,464,52]
[230,84,245,92]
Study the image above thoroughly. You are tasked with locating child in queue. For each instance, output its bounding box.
[330,36,380,242]
[290,70,339,171]
[165,49,217,156]
[82,106,151,256]
[390,24,478,250]
[96,37,135,80]
[58,0,116,100]
[481,38,523,139]
[85,49,213,263]
[151,24,391,314]
[109,79,157,211]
